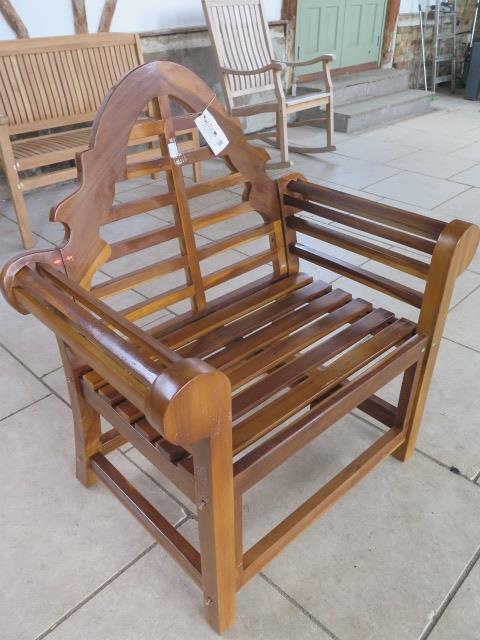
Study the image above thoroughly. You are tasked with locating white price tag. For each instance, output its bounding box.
[194,108,229,155]
[167,138,184,165]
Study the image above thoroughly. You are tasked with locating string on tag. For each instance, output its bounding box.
[203,94,216,113]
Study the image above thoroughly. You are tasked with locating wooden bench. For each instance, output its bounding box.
[2,61,478,634]
[0,33,200,249]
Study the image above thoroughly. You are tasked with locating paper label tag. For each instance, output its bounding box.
[194,108,229,155]
[167,138,184,165]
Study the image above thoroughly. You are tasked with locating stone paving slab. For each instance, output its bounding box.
[429,560,480,640]
[0,395,185,640]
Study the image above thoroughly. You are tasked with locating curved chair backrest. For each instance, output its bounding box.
[3,61,288,321]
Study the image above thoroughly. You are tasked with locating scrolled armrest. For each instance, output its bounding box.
[2,257,232,448]
[146,358,232,446]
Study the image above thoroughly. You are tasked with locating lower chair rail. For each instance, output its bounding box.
[240,426,405,586]
[90,452,202,586]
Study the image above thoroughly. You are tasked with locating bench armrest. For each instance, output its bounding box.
[2,260,231,446]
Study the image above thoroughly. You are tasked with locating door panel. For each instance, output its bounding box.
[296,0,345,72]
[295,0,387,71]
[340,0,386,67]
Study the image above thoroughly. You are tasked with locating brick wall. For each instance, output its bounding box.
[393,2,476,88]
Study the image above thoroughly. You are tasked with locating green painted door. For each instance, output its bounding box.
[296,0,387,70]
[296,0,345,72]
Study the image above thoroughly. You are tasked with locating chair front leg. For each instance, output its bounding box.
[59,341,102,487]
[192,411,236,633]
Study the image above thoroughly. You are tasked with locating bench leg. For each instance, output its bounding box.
[192,429,236,634]
[0,129,34,249]
[59,342,102,487]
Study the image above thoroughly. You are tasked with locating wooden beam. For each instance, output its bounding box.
[71,0,88,34]
[381,0,401,66]
[0,0,28,38]
[98,0,117,32]
[281,0,297,88]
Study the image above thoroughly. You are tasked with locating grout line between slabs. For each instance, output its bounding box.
[0,392,51,424]
[419,544,480,640]
[447,282,480,313]
[443,336,480,356]
[260,573,342,640]
[34,511,192,640]
[0,339,69,410]
[32,543,157,640]
[352,411,480,485]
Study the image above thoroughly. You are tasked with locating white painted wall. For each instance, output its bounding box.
[400,0,423,13]
[0,0,283,40]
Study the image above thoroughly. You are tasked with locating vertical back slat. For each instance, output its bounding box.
[0,34,144,129]
[204,0,276,98]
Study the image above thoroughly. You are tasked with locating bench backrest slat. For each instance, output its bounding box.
[0,33,143,132]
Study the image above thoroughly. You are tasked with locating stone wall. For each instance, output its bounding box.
[393,2,476,88]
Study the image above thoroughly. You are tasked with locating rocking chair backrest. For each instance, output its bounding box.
[203,0,278,108]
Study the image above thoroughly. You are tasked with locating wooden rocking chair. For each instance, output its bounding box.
[2,61,478,635]
[202,0,335,167]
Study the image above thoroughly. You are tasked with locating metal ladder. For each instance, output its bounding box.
[432,0,458,92]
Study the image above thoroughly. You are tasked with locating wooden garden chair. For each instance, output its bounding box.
[2,61,478,635]
[202,0,335,167]
[0,33,201,250]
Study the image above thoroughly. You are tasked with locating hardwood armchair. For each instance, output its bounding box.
[1,61,478,634]
[202,0,335,167]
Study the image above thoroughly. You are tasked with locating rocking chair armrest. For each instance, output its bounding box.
[220,61,285,76]
[280,54,335,68]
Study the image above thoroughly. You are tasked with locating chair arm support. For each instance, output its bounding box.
[146,358,232,446]
[220,61,285,76]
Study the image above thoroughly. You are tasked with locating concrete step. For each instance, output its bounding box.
[332,90,432,133]
[299,68,410,107]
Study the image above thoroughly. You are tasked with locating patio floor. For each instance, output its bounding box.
[1,91,480,640]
